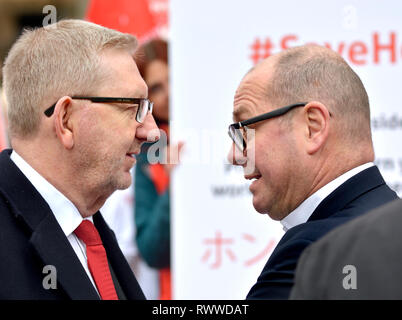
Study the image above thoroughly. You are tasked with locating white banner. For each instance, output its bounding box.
[170,0,402,299]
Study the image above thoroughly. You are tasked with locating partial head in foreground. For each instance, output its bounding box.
[135,38,169,124]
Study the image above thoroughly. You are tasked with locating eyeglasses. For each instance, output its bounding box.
[44,96,154,123]
[228,102,307,152]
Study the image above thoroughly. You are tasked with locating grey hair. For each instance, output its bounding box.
[267,45,371,143]
[3,19,138,138]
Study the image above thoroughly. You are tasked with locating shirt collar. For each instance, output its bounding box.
[280,162,374,232]
[10,150,90,236]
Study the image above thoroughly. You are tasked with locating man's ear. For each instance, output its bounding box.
[53,96,74,149]
[302,101,331,155]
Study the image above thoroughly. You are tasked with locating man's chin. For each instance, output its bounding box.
[252,197,279,219]
[114,172,132,191]
[252,197,269,215]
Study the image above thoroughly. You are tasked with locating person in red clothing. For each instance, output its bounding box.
[134,39,183,300]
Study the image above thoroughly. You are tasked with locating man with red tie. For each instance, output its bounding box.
[0,19,159,299]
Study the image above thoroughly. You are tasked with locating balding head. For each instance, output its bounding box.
[230,45,374,219]
[257,45,372,146]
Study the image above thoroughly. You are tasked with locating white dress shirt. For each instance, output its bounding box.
[10,151,99,295]
[280,162,374,232]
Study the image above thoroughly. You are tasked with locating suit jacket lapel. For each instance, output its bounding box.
[29,214,100,300]
[308,166,386,222]
[0,149,99,300]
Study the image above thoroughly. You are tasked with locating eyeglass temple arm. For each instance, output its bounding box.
[236,102,307,128]
[44,97,91,117]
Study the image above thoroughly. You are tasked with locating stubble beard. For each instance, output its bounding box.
[73,143,131,198]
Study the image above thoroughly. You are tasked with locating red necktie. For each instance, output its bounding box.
[74,220,118,300]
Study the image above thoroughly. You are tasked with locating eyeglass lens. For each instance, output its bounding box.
[136,100,153,123]
[229,126,246,152]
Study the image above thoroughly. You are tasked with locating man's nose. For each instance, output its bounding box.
[227,143,247,166]
[136,113,160,143]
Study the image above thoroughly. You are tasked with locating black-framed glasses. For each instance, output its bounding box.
[44,96,154,123]
[228,102,307,152]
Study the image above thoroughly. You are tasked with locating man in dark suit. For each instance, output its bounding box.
[0,19,159,299]
[227,44,398,299]
[290,198,402,299]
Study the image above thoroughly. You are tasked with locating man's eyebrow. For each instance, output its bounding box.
[232,105,248,122]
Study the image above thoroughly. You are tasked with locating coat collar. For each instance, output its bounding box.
[308,165,386,222]
[0,149,99,299]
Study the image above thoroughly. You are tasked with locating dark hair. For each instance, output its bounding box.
[135,38,168,79]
